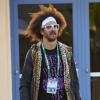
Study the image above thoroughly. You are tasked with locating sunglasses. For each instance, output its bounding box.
[43,24,59,31]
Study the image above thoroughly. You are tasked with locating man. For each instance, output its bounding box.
[20,5,81,100]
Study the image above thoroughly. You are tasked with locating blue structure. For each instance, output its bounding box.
[10,0,100,100]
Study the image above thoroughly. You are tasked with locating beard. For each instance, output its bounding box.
[45,31,58,42]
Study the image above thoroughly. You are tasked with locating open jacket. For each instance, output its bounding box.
[20,41,81,100]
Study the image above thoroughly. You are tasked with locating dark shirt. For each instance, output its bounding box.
[38,46,67,100]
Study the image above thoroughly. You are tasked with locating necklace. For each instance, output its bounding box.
[41,42,60,78]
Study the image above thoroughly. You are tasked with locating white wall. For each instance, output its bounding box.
[0,0,12,100]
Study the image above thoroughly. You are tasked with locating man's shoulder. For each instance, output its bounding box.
[30,44,35,49]
[30,41,41,49]
[58,41,72,52]
[66,45,72,53]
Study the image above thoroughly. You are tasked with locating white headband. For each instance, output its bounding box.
[41,16,57,28]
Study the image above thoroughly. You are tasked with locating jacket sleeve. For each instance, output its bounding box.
[20,48,33,100]
[70,57,81,100]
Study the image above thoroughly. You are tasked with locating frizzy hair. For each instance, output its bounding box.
[26,5,67,42]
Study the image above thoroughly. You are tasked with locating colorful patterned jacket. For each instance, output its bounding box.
[20,41,81,100]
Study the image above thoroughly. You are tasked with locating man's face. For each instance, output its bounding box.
[41,21,59,42]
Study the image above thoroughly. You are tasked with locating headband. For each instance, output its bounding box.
[41,16,57,28]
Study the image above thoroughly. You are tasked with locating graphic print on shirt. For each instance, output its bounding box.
[40,49,67,100]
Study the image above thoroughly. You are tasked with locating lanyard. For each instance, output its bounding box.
[41,42,60,78]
